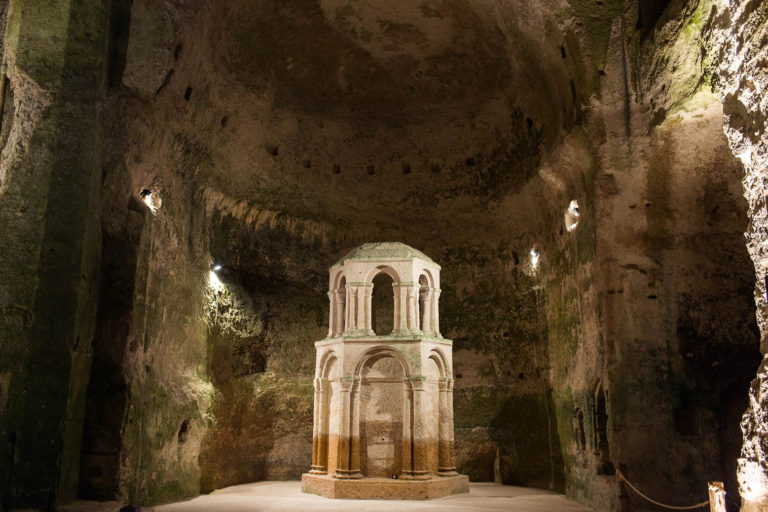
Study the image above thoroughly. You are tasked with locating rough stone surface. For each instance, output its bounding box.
[709,1,768,510]
[0,0,108,507]
[1,0,766,511]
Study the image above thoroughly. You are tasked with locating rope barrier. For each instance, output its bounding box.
[616,468,710,510]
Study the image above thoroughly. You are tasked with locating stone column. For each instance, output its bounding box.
[406,285,415,330]
[405,284,421,332]
[310,379,327,474]
[431,288,441,336]
[346,287,356,331]
[421,288,433,335]
[327,291,335,337]
[409,377,430,479]
[356,284,367,334]
[319,381,330,472]
[334,379,360,479]
[438,378,457,475]
[348,379,363,478]
[399,386,413,479]
[397,283,408,334]
[336,290,346,335]
[392,283,402,331]
[364,284,373,333]
[311,378,319,468]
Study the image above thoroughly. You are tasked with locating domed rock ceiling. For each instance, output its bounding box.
[1,0,768,511]
[121,0,583,240]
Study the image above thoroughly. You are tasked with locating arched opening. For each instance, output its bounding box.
[371,273,394,335]
[338,276,346,334]
[360,353,406,478]
[594,384,614,475]
[418,275,429,332]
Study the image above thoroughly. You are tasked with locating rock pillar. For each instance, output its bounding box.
[0,0,109,506]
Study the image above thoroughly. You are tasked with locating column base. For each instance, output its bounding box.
[398,470,431,480]
[333,469,363,480]
[309,465,328,475]
[438,468,458,476]
[302,473,469,500]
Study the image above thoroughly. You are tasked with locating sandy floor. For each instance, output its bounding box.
[146,481,595,512]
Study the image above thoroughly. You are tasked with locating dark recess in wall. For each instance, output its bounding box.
[79,198,145,500]
[108,0,133,88]
[636,0,674,39]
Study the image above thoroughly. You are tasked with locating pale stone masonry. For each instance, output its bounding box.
[302,242,469,499]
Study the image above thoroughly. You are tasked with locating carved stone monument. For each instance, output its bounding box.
[301,242,469,499]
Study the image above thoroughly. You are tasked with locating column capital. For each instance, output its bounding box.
[408,376,427,391]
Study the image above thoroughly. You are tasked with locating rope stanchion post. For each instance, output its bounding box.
[707,482,726,512]
[616,467,711,510]
[617,464,631,512]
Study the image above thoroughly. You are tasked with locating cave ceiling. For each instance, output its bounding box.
[124,0,607,248]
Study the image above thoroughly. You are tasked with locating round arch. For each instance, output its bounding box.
[369,268,398,335]
[331,270,347,291]
[428,349,449,379]
[319,351,339,379]
[354,346,412,379]
[364,265,401,285]
[417,268,435,288]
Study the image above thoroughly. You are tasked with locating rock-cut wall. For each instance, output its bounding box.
[711,1,768,510]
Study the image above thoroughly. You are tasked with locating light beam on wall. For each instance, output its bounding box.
[140,188,161,215]
[208,264,224,290]
[565,199,580,232]
[530,248,540,270]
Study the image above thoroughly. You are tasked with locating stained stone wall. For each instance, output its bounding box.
[0,0,109,508]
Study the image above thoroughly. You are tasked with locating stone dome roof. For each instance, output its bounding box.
[336,242,436,266]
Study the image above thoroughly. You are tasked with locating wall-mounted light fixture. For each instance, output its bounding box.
[140,188,161,215]
[565,199,580,232]
[530,248,540,270]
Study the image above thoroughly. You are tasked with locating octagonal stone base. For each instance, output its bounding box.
[301,473,469,500]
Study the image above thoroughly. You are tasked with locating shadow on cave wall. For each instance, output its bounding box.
[489,390,565,491]
[79,197,146,500]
